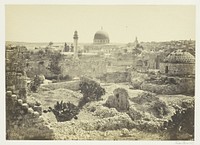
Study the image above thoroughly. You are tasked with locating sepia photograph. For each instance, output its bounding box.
[3,2,199,143]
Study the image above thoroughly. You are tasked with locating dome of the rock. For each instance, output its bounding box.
[93,30,109,44]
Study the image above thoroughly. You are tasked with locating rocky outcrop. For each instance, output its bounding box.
[105,88,130,112]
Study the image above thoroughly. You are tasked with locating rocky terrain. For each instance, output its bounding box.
[28,81,194,140]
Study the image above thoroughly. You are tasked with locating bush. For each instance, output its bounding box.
[150,101,169,118]
[47,101,79,122]
[130,92,158,104]
[78,77,105,108]
[45,75,58,80]
[163,102,194,140]
[58,74,72,81]
[48,52,62,75]
[29,75,43,92]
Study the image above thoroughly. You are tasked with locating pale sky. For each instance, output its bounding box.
[5,5,195,43]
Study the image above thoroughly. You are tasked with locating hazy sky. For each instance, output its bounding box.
[5,5,195,43]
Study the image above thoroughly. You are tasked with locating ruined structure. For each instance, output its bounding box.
[6,46,55,140]
[135,52,160,72]
[105,88,130,112]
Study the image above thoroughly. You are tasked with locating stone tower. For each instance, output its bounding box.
[73,31,78,59]
[134,37,139,48]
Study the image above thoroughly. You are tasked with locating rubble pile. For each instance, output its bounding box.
[6,90,55,139]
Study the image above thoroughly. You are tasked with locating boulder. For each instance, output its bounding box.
[105,88,130,112]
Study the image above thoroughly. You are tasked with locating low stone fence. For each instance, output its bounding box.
[99,72,131,83]
[140,77,195,95]
[41,80,81,91]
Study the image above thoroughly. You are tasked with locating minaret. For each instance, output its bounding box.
[73,30,78,59]
[134,37,139,48]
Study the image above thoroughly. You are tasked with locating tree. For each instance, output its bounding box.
[29,75,43,92]
[48,52,62,75]
[48,41,53,47]
[64,43,69,52]
[78,77,105,108]
[163,102,194,140]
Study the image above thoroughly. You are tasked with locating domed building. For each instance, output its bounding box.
[160,49,195,76]
[93,29,110,44]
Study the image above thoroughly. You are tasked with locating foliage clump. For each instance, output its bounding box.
[29,75,44,92]
[48,52,62,75]
[150,101,169,118]
[78,77,105,108]
[163,101,194,140]
[46,101,79,122]
[130,92,158,104]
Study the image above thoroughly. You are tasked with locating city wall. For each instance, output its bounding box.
[61,57,107,78]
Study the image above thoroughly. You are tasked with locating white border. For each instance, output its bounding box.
[1,0,199,145]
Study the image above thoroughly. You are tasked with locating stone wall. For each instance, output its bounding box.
[140,77,195,95]
[41,80,80,91]
[99,71,131,83]
[61,57,107,78]
[159,63,195,76]
[6,46,55,140]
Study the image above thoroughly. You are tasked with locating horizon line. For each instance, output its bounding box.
[5,39,195,44]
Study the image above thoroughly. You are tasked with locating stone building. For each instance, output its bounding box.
[135,52,160,72]
[84,28,126,53]
[159,49,195,76]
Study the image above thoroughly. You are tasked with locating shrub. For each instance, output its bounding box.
[48,52,62,75]
[130,92,158,104]
[78,77,105,108]
[163,102,194,140]
[58,74,72,81]
[47,101,79,122]
[150,101,169,118]
[29,75,43,92]
[45,75,58,80]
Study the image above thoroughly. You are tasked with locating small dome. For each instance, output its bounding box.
[164,49,195,63]
[93,30,109,44]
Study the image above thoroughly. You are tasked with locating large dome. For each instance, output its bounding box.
[164,49,195,63]
[93,30,109,44]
